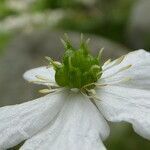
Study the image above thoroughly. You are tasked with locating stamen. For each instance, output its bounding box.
[45,56,62,69]
[81,82,95,89]
[39,89,52,94]
[96,77,132,87]
[30,80,55,84]
[29,80,58,88]
[103,55,125,71]
[39,87,64,94]
[35,75,50,81]
[103,59,111,67]
[87,89,96,95]
[118,64,132,72]
[82,81,108,90]
[102,64,132,79]
[95,83,108,87]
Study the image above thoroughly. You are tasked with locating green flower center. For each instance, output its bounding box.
[47,34,102,89]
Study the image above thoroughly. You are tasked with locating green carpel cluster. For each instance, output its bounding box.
[48,35,102,89]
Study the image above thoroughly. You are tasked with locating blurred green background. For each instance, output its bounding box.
[0,0,150,149]
[1,0,150,53]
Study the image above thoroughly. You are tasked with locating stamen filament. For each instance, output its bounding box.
[45,56,61,69]
[102,64,132,79]
[103,59,111,67]
[29,80,58,88]
[81,82,95,89]
[96,77,132,87]
[35,75,50,81]
[103,55,125,71]
[30,80,55,84]
[39,87,64,94]
[39,89,52,94]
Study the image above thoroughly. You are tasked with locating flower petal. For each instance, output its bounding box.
[23,66,56,86]
[101,50,150,90]
[95,85,150,140]
[0,91,67,149]
[20,92,109,150]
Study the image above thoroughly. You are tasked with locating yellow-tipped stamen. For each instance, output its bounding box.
[94,83,108,87]
[39,87,64,94]
[29,80,59,88]
[45,56,61,68]
[30,80,54,84]
[102,64,132,79]
[35,75,50,81]
[118,64,132,72]
[39,89,51,94]
[103,55,125,71]
[96,77,132,87]
[81,81,108,91]
[81,82,95,89]
[103,59,111,67]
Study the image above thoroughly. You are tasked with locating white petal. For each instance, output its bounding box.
[95,85,150,140]
[0,91,67,149]
[20,92,109,150]
[101,50,150,90]
[23,66,56,86]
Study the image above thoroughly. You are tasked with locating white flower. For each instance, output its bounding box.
[0,49,150,150]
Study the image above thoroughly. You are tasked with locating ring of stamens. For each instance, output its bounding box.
[31,52,132,103]
[31,35,132,102]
